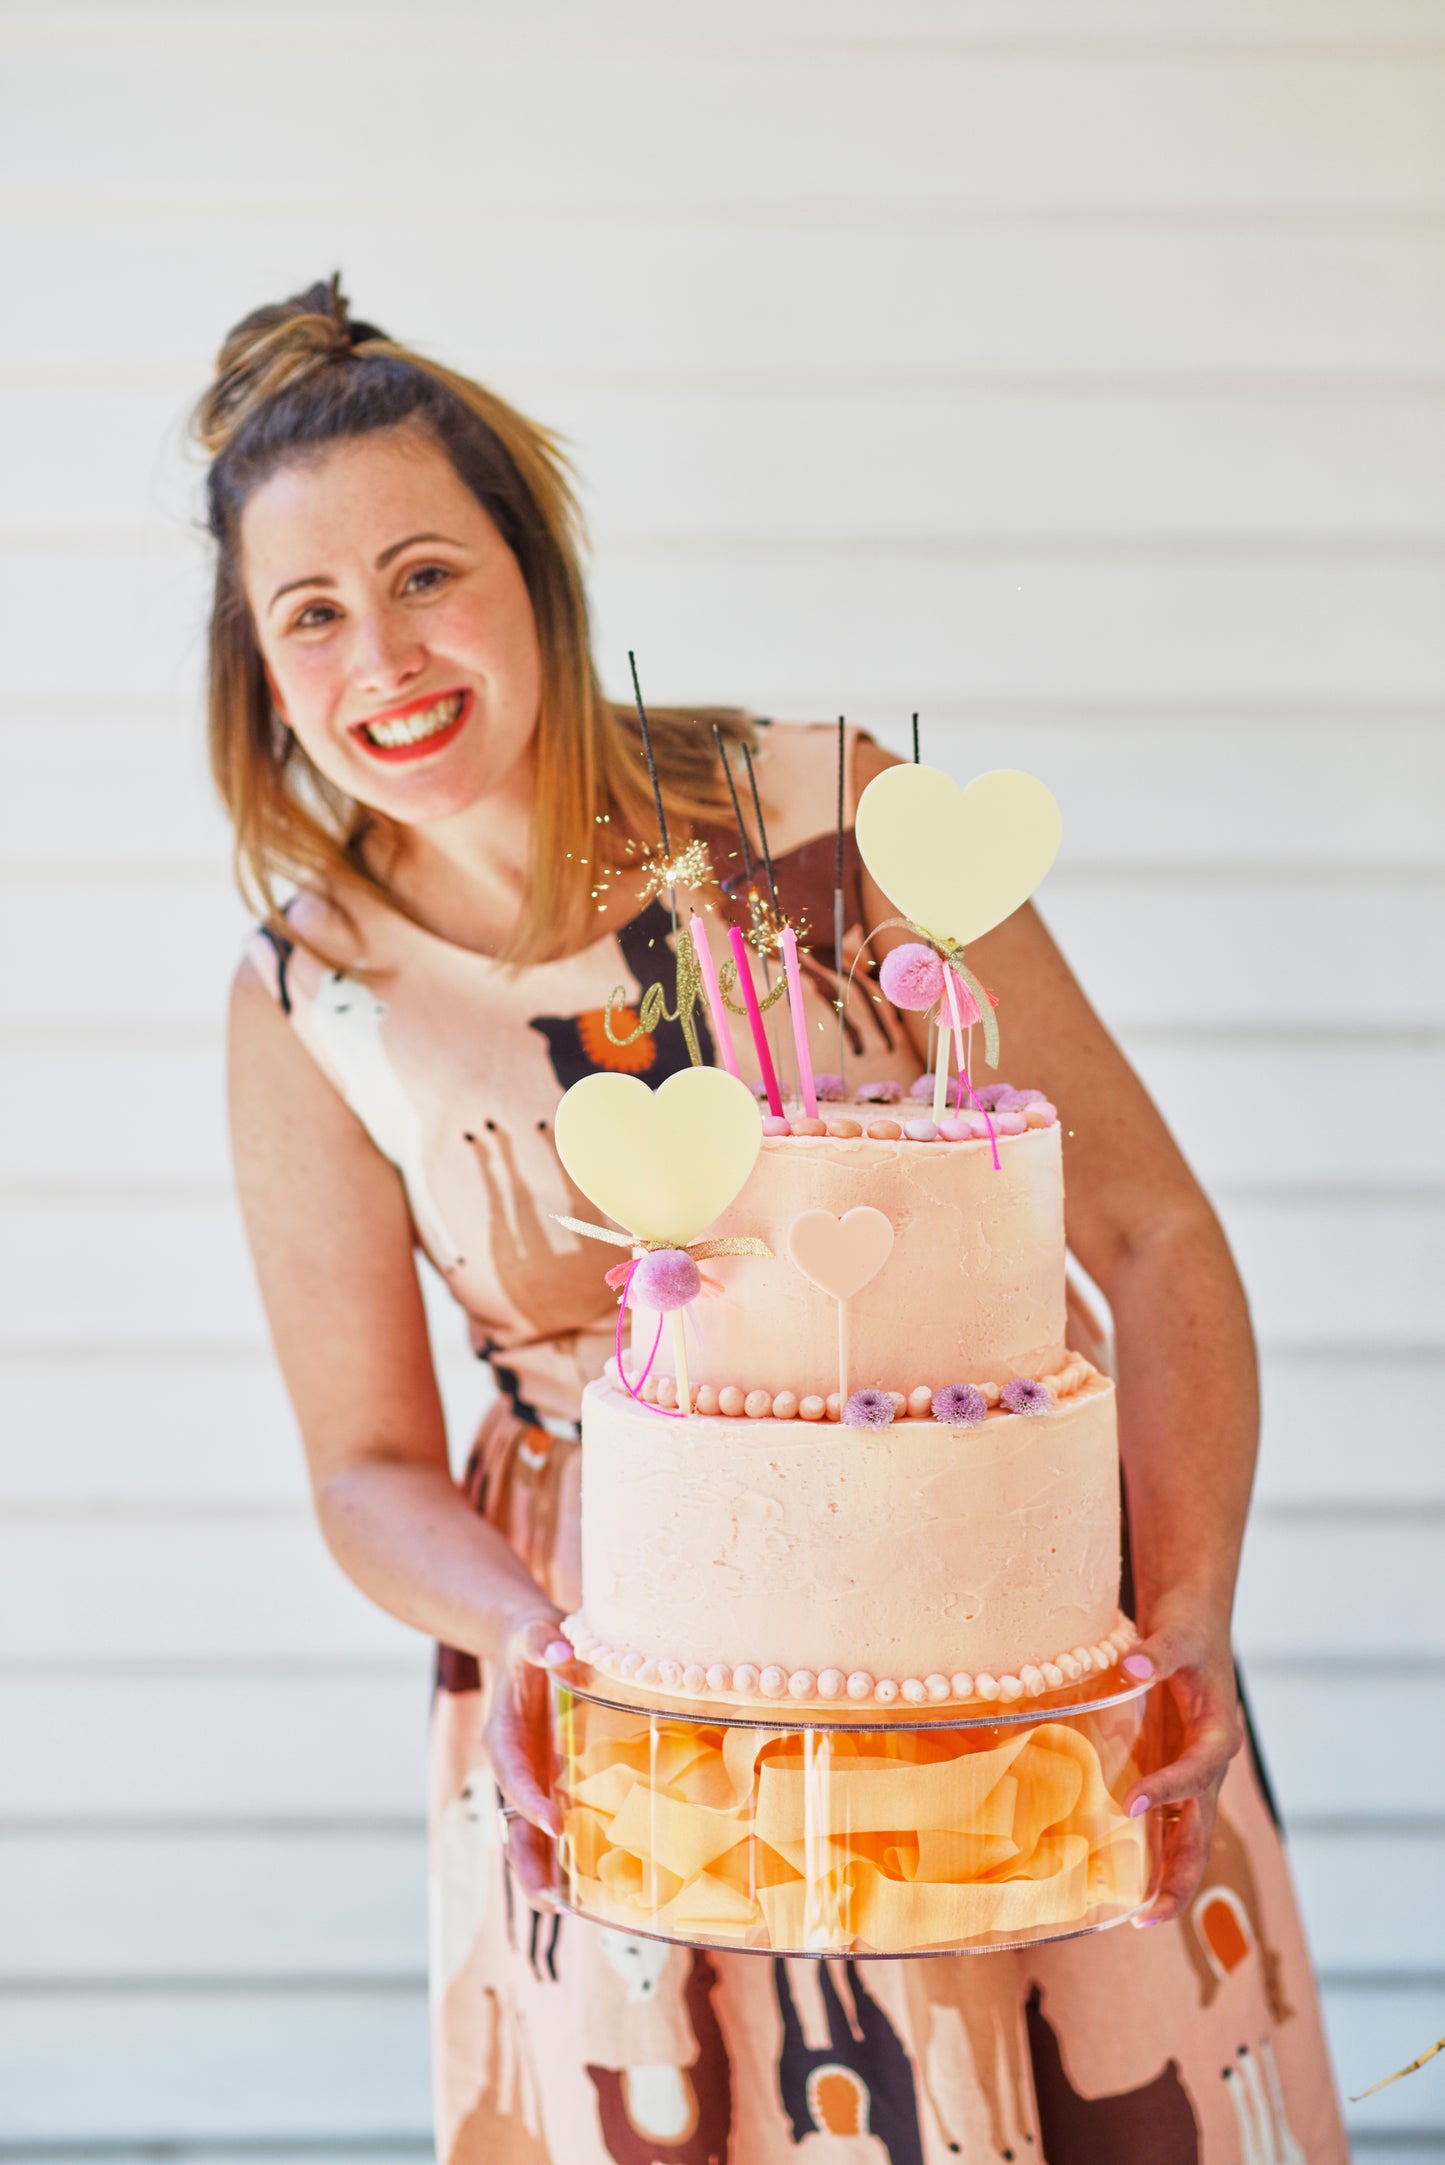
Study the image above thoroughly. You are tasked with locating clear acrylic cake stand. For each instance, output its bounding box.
[548,1659,1165,1958]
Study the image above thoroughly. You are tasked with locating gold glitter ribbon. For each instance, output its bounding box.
[553,1216,774,1263]
[848,916,1001,1071]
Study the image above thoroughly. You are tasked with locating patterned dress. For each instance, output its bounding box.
[245,722,1348,2164]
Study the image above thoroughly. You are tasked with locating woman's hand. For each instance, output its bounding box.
[481,1609,573,1911]
[1121,1587,1247,1928]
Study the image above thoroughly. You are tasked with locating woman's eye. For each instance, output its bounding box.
[403,563,450,595]
[293,601,339,631]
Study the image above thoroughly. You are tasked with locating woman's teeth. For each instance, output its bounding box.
[362,693,465,748]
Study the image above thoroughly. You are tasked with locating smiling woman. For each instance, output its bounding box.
[196,277,747,966]
[208,279,1349,2165]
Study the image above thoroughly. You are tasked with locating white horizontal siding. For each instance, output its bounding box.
[9,216,1445,383]
[4,1,1443,2153]
[13,383,1445,545]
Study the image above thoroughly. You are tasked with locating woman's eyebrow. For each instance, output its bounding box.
[375,530,465,568]
[268,571,334,612]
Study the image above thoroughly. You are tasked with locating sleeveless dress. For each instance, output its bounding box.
[244,721,1348,2165]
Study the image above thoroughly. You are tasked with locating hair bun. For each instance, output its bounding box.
[194,273,390,456]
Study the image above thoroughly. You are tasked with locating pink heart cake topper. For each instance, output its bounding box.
[786,1207,895,1303]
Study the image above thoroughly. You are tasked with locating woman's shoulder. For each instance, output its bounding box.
[749,717,886,849]
[234,883,397,1013]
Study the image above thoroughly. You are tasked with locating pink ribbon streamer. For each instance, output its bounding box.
[614,1256,687,1419]
[944,966,1000,1171]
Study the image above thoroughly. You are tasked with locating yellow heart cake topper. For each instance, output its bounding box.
[554,1066,763,1246]
[855,764,1062,948]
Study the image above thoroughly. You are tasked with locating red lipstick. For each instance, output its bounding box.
[349,688,472,764]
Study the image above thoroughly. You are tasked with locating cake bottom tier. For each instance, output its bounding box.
[551,1673,1163,1956]
[573,1371,1124,1709]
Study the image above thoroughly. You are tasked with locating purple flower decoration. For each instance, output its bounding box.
[854,1078,903,1105]
[814,1073,847,1102]
[973,1082,1013,1111]
[747,1077,770,1100]
[908,1073,935,1101]
[1001,1377,1051,1417]
[991,1086,1046,1112]
[932,1383,987,1425]
[843,1388,895,1429]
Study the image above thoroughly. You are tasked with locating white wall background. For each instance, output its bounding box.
[2,1,1443,2156]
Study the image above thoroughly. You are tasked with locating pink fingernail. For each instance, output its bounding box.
[1128,1795,1151,1818]
[1123,1653,1154,1679]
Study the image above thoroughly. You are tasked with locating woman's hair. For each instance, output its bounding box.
[194,275,752,967]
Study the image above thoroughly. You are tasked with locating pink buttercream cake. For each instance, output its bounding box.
[564,1111,1131,1710]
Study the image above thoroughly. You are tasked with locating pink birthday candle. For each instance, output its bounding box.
[780,926,818,1118]
[728,923,783,1117]
[689,913,738,1075]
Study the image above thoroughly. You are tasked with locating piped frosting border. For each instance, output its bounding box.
[562,1611,1138,1711]
[603,1351,1098,1422]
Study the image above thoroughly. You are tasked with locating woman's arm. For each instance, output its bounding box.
[964,900,1254,1920]
[853,735,1252,1920]
[228,963,566,1886]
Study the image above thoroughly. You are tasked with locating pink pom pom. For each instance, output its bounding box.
[632,1248,701,1313]
[879,942,945,1012]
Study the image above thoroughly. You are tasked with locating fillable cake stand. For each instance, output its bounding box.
[547,1657,1166,1959]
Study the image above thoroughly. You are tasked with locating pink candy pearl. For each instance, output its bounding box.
[761,1115,792,1137]
[908,1385,934,1418]
[717,1385,745,1417]
[903,1118,939,1142]
[993,1110,1028,1136]
[937,1115,973,1142]
[866,1119,902,1141]
[1025,1101,1058,1128]
[744,1388,773,1419]
[772,1390,799,1421]
[826,1118,862,1138]
[790,1116,826,1137]
[694,1385,719,1416]
[800,1395,827,1421]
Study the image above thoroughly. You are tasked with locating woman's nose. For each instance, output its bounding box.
[351,608,427,694]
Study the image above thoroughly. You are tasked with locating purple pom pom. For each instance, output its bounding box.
[932,1383,987,1425]
[747,1077,769,1100]
[854,1078,903,1104]
[814,1074,847,1102]
[632,1248,702,1313]
[991,1086,1046,1112]
[907,1073,934,1101]
[971,1082,1009,1111]
[842,1388,895,1429]
[1000,1377,1051,1417]
[879,942,945,1013]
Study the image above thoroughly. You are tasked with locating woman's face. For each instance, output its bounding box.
[240,424,542,825]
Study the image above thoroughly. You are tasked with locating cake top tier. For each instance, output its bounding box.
[627,1114,1068,1402]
